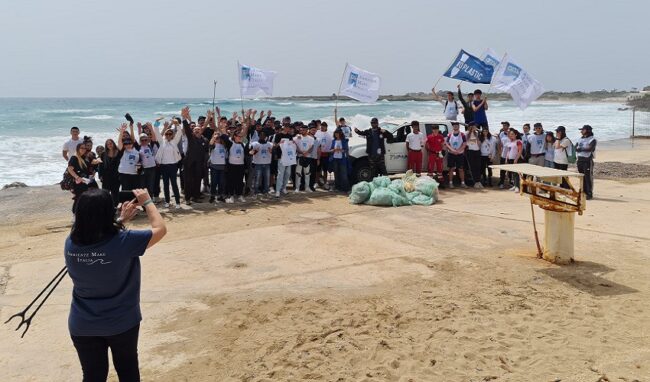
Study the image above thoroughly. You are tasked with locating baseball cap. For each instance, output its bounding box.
[555,126,566,132]
[139,133,149,139]
[580,124,593,132]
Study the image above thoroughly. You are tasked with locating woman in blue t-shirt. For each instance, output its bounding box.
[65,188,166,382]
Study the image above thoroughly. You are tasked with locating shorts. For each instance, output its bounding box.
[447,153,465,169]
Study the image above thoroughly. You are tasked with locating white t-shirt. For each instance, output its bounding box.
[209,143,227,165]
[553,137,571,165]
[499,130,510,158]
[251,141,273,165]
[527,133,546,155]
[280,140,297,166]
[315,130,333,153]
[576,136,596,158]
[339,125,352,138]
[447,132,465,152]
[139,145,157,168]
[118,148,140,174]
[228,143,245,165]
[308,135,320,159]
[332,140,344,159]
[406,132,426,150]
[480,137,496,157]
[545,142,555,162]
[506,140,522,160]
[293,135,314,158]
[466,131,480,151]
[439,99,459,120]
[63,138,82,157]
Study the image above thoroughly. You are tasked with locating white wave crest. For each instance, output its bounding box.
[76,115,113,120]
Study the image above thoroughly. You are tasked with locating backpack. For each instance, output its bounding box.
[564,139,577,164]
[444,100,459,114]
[60,171,75,191]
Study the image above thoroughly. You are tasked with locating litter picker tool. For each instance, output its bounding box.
[4,266,68,338]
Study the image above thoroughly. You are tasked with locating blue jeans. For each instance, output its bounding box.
[210,166,224,197]
[276,163,292,193]
[254,163,270,194]
[332,158,349,192]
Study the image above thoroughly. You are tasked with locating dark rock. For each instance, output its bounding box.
[2,182,28,190]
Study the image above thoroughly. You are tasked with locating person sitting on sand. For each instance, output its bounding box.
[65,188,166,382]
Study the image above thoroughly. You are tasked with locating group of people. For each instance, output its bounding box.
[427,85,597,199]
[62,107,356,212]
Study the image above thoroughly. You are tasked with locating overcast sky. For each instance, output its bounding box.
[1,0,648,98]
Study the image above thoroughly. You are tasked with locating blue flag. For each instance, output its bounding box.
[443,50,494,84]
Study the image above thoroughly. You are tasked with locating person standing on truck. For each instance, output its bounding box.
[431,87,459,121]
[354,118,394,178]
[406,121,426,174]
[472,90,489,129]
[445,121,468,189]
[457,84,474,124]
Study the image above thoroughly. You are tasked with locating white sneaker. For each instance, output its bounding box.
[175,204,182,209]
[461,183,468,189]
[513,187,520,193]
[238,196,246,203]
[509,186,516,191]
[474,183,481,189]
[164,202,170,208]
[294,189,301,194]
[226,197,234,204]
[275,191,280,198]
[448,183,454,189]
[306,188,313,193]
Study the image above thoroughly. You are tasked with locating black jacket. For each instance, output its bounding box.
[182,119,209,163]
[355,127,394,156]
[458,89,474,124]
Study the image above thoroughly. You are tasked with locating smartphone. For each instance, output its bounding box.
[118,190,135,203]
[124,113,134,124]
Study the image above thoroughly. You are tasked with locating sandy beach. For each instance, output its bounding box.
[1,140,650,382]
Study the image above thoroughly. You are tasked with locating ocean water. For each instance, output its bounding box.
[0,97,635,187]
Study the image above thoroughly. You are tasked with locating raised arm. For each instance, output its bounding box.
[117,123,127,150]
[130,189,167,249]
[457,85,468,107]
[431,87,442,102]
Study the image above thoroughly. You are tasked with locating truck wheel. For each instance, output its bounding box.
[352,158,373,183]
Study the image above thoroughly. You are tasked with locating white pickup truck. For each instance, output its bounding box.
[348,121,456,182]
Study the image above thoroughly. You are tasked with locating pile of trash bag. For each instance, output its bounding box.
[349,171,439,207]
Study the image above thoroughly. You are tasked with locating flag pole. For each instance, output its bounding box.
[212,80,217,112]
[335,63,348,111]
[237,61,245,115]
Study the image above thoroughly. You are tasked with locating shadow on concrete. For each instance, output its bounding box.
[537,260,638,297]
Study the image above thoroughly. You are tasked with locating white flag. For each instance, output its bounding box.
[339,63,381,103]
[491,54,544,110]
[238,62,276,97]
[481,48,501,69]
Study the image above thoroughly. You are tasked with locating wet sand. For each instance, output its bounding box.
[1,140,649,381]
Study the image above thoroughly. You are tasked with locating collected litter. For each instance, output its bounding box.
[349,171,439,207]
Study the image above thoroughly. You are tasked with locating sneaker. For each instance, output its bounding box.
[474,183,482,189]
[175,204,182,209]
[306,187,314,193]
[513,187,520,193]
[275,191,281,198]
[152,196,160,204]
[225,197,234,204]
[461,183,468,188]
[209,196,215,203]
[508,186,516,191]
[164,202,170,208]
[448,182,454,189]
[499,184,505,189]
[238,196,246,203]
[294,189,301,194]
[217,196,225,203]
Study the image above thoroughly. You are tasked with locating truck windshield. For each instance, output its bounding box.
[379,122,399,133]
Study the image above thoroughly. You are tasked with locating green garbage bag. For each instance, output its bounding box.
[372,176,391,189]
[366,188,398,206]
[410,193,434,206]
[414,178,439,197]
[390,193,412,207]
[405,191,420,202]
[349,181,371,204]
[388,179,407,197]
